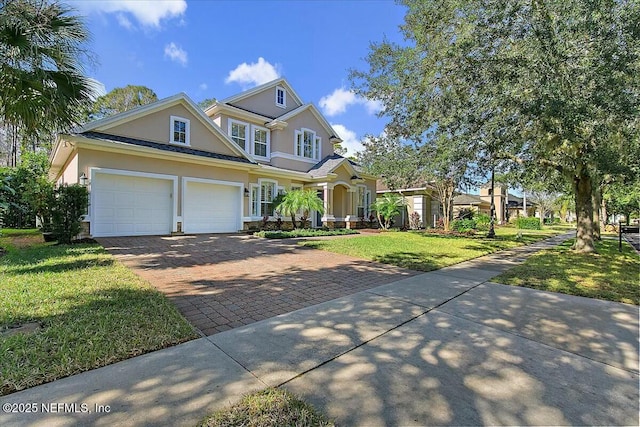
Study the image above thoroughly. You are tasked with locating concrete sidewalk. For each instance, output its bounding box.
[2,232,638,426]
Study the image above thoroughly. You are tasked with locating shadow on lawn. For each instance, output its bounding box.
[1,244,115,275]
[372,251,448,272]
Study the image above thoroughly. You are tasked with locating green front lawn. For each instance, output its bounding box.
[300,226,570,272]
[494,239,639,305]
[199,388,334,427]
[0,229,197,396]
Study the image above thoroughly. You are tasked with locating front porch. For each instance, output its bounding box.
[314,182,372,229]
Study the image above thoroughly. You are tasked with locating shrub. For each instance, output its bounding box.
[456,207,475,220]
[475,213,491,231]
[52,184,89,244]
[544,217,561,225]
[516,217,541,230]
[451,218,477,233]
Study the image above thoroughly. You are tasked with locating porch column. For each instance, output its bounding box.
[344,189,358,228]
[321,184,335,227]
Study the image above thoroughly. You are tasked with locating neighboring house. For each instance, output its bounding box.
[453,194,490,218]
[49,78,376,237]
[376,181,442,228]
[453,183,510,224]
[506,193,536,219]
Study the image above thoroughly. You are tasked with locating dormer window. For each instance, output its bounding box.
[275,86,286,108]
[170,116,190,145]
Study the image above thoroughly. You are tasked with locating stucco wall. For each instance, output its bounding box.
[104,104,239,157]
[77,147,251,216]
[60,152,78,185]
[230,85,301,118]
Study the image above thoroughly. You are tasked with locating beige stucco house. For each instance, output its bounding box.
[49,79,376,237]
[376,181,443,228]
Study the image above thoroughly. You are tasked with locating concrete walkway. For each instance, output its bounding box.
[2,233,638,426]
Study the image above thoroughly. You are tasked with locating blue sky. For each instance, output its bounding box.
[71,0,408,157]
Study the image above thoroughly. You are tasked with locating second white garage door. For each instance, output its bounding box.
[183,180,241,233]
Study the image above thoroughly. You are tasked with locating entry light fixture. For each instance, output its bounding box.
[244,187,250,197]
[79,172,89,187]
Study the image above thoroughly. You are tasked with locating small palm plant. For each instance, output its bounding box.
[276,189,325,229]
[371,193,405,230]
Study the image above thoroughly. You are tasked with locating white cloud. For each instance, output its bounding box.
[164,42,188,66]
[332,124,363,157]
[319,87,383,117]
[115,13,133,30]
[225,57,280,88]
[319,88,357,116]
[199,83,208,91]
[76,0,187,28]
[363,99,384,115]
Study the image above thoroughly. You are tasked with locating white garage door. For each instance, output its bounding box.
[183,181,240,233]
[92,173,173,237]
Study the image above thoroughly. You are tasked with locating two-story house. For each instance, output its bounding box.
[49,78,376,237]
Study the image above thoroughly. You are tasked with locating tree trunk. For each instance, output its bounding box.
[601,196,608,225]
[290,214,297,230]
[573,171,595,252]
[592,186,601,241]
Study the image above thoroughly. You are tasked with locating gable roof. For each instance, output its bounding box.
[273,104,342,143]
[220,78,304,106]
[80,131,254,164]
[308,153,363,178]
[78,92,253,161]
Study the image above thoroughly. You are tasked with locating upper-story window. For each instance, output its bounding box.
[229,119,247,150]
[295,129,321,161]
[228,119,270,158]
[170,116,190,145]
[275,86,286,108]
[253,126,270,158]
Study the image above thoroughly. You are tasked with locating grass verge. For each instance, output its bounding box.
[254,228,359,239]
[199,388,334,427]
[494,238,639,305]
[300,226,570,272]
[0,229,198,396]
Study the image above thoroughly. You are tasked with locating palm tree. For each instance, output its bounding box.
[276,189,325,229]
[0,0,98,163]
[371,193,405,230]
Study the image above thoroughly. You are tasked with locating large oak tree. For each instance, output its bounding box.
[351,0,639,252]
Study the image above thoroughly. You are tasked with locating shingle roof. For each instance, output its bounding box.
[453,194,484,205]
[80,131,254,164]
[307,153,363,178]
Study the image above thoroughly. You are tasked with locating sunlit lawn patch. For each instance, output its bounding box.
[200,388,334,427]
[300,225,571,272]
[494,239,639,305]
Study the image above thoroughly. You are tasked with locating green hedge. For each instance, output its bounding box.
[516,217,541,230]
[254,228,360,239]
[451,219,476,233]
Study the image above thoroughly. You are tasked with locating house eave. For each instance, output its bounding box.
[62,134,261,172]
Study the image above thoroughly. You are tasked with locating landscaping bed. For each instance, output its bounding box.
[494,239,639,305]
[0,229,197,396]
[254,228,360,239]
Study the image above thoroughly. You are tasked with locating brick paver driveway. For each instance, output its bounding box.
[98,234,419,336]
